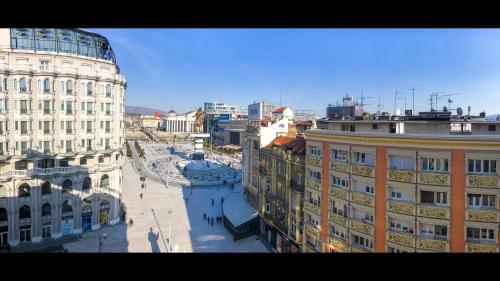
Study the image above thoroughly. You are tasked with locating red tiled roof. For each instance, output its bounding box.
[294,120,313,126]
[265,136,306,155]
[273,107,287,113]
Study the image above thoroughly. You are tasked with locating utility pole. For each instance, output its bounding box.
[359,90,372,111]
[408,88,422,116]
[377,97,384,115]
[394,91,403,115]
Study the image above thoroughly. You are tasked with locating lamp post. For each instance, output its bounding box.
[98,232,107,253]
[167,208,172,252]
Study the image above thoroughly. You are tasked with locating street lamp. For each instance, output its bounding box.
[167,208,173,252]
[98,232,107,253]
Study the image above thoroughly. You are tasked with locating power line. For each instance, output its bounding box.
[408,88,422,115]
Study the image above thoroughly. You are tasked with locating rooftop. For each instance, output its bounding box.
[265,136,306,155]
[273,107,287,113]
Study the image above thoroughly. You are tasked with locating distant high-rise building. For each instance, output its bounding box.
[248,100,275,121]
[326,94,364,119]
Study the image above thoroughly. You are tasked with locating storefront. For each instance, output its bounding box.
[61,200,73,236]
[100,200,110,226]
[82,199,92,231]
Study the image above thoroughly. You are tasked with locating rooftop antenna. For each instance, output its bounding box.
[360,90,372,110]
[394,91,403,115]
[377,97,384,115]
[408,88,422,116]
[429,92,443,111]
[443,93,460,112]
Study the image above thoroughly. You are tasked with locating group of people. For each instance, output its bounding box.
[203,213,223,226]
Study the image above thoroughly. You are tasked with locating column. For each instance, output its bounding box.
[450,150,465,252]
[91,194,100,230]
[320,142,329,252]
[374,146,387,252]
[8,197,19,246]
[110,196,120,225]
[51,194,62,238]
[73,195,82,234]
[31,185,42,242]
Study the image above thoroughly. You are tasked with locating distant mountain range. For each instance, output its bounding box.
[125,106,167,116]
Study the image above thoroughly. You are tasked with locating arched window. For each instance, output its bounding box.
[82,177,92,190]
[62,200,72,214]
[18,183,31,197]
[60,80,65,93]
[106,84,111,97]
[13,79,18,91]
[43,78,50,93]
[87,82,93,95]
[41,181,51,195]
[66,80,73,94]
[0,185,7,198]
[62,179,72,193]
[100,174,109,188]
[42,203,51,217]
[0,208,7,222]
[19,78,27,92]
[19,205,31,219]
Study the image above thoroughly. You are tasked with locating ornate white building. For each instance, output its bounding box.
[0,28,126,247]
[162,109,199,133]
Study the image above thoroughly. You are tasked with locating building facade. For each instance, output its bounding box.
[303,126,500,253]
[162,109,198,133]
[0,28,125,247]
[259,136,305,253]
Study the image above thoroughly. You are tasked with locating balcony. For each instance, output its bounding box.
[329,212,348,227]
[0,170,29,179]
[330,161,349,173]
[351,164,374,177]
[307,156,321,167]
[329,186,349,200]
[466,242,499,253]
[466,175,498,188]
[350,191,374,207]
[418,172,449,186]
[350,219,374,236]
[466,209,498,223]
[417,204,450,219]
[388,168,415,183]
[387,199,415,216]
[306,178,321,192]
[387,230,415,247]
[304,201,320,215]
[350,244,371,253]
[417,237,449,252]
[328,236,347,253]
[305,223,320,238]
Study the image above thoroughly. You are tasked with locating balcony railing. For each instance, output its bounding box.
[466,175,498,188]
[306,178,321,192]
[417,204,450,219]
[466,242,499,253]
[329,212,348,227]
[388,168,415,183]
[329,186,349,200]
[466,209,498,223]
[351,164,374,177]
[351,191,374,207]
[417,237,449,252]
[387,199,415,216]
[330,161,349,173]
[305,223,320,238]
[304,201,320,215]
[418,172,449,186]
[307,156,321,166]
[350,244,372,253]
[387,230,415,247]
[350,219,374,236]
[328,236,347,253]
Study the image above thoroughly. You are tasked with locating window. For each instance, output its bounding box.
[389,155,415,170]
[106,103,111,115]
[265,203,270,213]
[0,185,7,198]
[66,80,73,94]
[18,183,31,197]
[352,234,372,249]
[332,149,348,162]
[435,225,447,237]
[420,191,435,204]
[309,170,321,181]
[330,224,346,240]
[19,78,27,93]
[106,84,111,97]
[65,140,72,153]
[467,227,495,241]
[66,101,73,114]
[43,78,50,93]
[365,185,374,195]
[43,121,50,134]
[43,141,50,154]
[20,121,28,135]
[82,177,91,190]
[87,121,92,133]
[87,82,93,95]
[364,214,374,223]
[62,179,72,193]
[40,60,49,70]
[468,159,496,174]
[467,194,496,208]
[390,191,402,200]
[20,100,28,114]
[307,191,320,206]
[488,125,496,131]
[331,175,348,188]
[331,200,348,217]
[66,121,72,134]
[43,100,50,114]
[372,124,378,129]
[421,157,449,172]
[13,79,18,91]
[41,181,51,195]
[86,102,93,114]
[309,146,321,157]
[389,219,414,234]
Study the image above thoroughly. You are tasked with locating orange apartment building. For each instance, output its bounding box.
[303,116,500,253]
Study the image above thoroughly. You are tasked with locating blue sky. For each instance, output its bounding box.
[94,28,500,116]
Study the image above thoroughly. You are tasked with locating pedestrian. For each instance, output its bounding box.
[140,193,143,199]
[211,199,214,206]
[129,218,134,226]
[203,213,207,221]
[207,217,211,225]
[221,197,224,205]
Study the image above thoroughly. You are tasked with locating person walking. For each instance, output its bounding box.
[207,217,211,225]
[211,199,214,206]
[203,213,207,221]
[221,197,224,205]
[129,218,134,226]
[140,193,143,199]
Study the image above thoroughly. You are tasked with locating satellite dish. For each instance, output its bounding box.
[443,106,448,112]
[457,107,463,116]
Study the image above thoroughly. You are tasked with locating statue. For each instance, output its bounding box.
[194,107,205,133]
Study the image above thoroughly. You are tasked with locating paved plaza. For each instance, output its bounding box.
[63,141,268,253]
